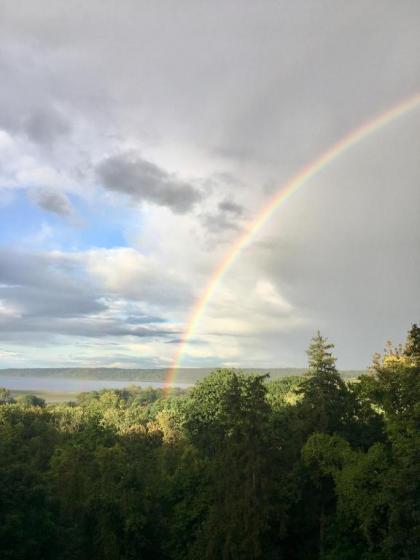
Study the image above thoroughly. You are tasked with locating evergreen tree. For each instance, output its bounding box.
[404,323,420,365]
[306,331,338,376]
[295,333,354,558]
[298,332,350,435]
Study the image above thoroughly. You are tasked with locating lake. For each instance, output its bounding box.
[0,374,192,394]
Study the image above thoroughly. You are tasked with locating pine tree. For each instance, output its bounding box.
[299,332,350,435]
[306,330,337,376]
[404,323,420,365]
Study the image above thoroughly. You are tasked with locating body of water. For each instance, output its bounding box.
[0,375,191,393]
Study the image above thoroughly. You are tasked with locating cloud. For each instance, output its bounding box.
[200,212,241,234]
[0,248,106,319]
[0,2,419,368]
[125,314,166,325]
[0,45,72,147]
[0,247,178,344]
[218,199,244,216]
[0,315,173,340]
[96,153,202,213]
[84,247,191,307]
[0,349,21,359]
[23,106,71,146]
[200,198,245,234]
[30,187,73,217]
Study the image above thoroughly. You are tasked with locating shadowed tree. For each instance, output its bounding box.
[298,332,351,436]
[184,369,273,560]
[292,333,355,559]
[18,394,46,408]
[404,323,420,365]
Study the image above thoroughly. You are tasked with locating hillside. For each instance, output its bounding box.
[0,367,364,382]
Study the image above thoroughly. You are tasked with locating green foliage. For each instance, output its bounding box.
[265,376,304,408]
[0,405,60,559]
[18,394,46,407]
[183,369,274,559]
[0,326,419,559]
[185,369,270,453]
[404,323,420,365]
[0,387,15,405]
[306,331,337,376]
[297,333,355,438]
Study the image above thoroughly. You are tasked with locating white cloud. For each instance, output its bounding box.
[255,279,293,312]
[83,247,191,310]
[0,300,22,319]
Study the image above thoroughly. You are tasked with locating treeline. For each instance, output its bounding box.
[0,326,419,559]
[0,367,364,383]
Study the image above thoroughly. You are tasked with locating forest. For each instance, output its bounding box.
[0,325,419,560]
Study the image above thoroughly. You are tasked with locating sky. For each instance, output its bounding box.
[0,1,419,371]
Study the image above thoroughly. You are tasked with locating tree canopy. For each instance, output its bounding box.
[0,325,419,559]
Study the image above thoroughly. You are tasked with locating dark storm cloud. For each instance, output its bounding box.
[96,153,202,213]
[30,187,73,217]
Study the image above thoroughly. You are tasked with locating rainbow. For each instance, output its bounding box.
[165,93,420,388]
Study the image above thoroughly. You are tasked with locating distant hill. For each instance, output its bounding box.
[0,367,365,383]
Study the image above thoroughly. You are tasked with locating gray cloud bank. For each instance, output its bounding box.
[96,153,202,213]
[30,187,73,217]
[0,248,174,343]
[200,199,245,234]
